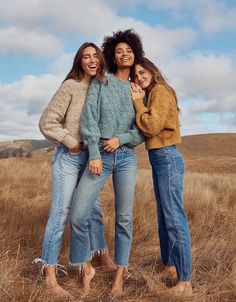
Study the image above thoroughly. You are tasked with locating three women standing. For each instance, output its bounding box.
[36,30,192,299]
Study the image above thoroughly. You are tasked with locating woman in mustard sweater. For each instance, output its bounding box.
[130,57,192,297]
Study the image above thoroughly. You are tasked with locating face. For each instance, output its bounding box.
[81,46,100,81]
[134,64,153,89]
[114,42,135,68]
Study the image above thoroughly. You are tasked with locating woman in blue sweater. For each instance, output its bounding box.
[70,29,144,297]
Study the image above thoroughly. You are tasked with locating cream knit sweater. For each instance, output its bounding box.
[39,79,89,149]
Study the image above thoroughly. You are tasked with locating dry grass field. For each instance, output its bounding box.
[0,133,236,302]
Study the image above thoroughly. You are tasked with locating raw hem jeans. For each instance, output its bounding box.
[37,145,107,266]
[70,145,137,268]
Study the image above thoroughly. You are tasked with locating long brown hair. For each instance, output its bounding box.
[131,57,179,110]
[63,42,106,83]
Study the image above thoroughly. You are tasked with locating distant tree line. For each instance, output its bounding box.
[0,148,32,159]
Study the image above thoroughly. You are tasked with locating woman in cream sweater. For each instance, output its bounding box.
[34,43,115,299]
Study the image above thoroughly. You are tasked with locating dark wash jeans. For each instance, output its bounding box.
[148,145,192,281]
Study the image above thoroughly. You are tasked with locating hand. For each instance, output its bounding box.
[89,159,103,175]
[69,143,81,155]
[130,82,145,102]
[103,137,120,152]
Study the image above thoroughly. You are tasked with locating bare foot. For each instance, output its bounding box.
[158,281,193,297]
[81,263,95,297]
[46,282,74,299]
[110,267,125,298]
[111,280,124,297]
[157,265,178,281]
[99,253,117,270]
[44,265,74,299]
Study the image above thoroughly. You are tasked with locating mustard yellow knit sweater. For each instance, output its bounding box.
[133,84,181,150]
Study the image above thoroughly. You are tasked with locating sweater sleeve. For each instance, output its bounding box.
[80,79,101,160]
[39,80,79,148]
[117,124,145,147]
[133,85,171,138]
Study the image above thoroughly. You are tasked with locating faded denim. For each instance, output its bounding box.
[37,145,107,266]
[148,145,192,281]
[70,144,137,267]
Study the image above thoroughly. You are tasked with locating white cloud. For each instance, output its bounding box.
[0,74,63,115]
[0,0,235,139]
[165,53,236,113]
[49,54,74,75]
[0,73,64,140]
[0,27,62,58]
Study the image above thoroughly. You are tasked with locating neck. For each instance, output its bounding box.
[83,74,92,83]
[113,68,130,81]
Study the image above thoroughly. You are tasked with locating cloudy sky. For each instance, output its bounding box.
[0,0,236,141]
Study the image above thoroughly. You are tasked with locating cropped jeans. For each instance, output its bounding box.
[70,144,137,268]
[148,145,192,281]
[35,145,107,266]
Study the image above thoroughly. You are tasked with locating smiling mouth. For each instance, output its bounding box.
[120,57,130,62]
[88,64,98,69]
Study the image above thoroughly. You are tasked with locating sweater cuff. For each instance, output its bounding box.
[88,143,101,160]
[133,98,148,112]
[117,133,132,146]
[62,134,79,149]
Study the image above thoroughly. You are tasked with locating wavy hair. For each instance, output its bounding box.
[131,57,179,110]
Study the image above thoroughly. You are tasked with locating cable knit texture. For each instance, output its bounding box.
[80,74,144,160]
[39,79,89,149]
[133,84,181,150]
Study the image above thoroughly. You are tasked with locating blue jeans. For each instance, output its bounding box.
[148,145,192,281]
[70,145,137,267]
[37,145,107,265]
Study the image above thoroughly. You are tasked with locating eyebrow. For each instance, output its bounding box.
[82,52,98,56]
[115,47,132,51]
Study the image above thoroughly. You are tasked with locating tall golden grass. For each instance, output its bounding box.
[0,152,236,302]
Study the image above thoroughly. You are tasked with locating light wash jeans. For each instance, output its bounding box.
[70,144,137,267]
[35,145,107,266]
[148,145,192,281]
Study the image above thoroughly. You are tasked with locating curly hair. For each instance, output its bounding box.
[101,29,144,74]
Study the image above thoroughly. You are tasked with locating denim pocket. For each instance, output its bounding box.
[51,145,63,165]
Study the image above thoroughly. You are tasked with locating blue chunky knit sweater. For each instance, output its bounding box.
[80,74,144,160]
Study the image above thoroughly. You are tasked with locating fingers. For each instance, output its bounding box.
[103,144,115,152]
[102,137,119,152]
[130,83,142,92]
[89,160,103,176]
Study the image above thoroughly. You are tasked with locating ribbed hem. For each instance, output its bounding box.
[133,98,148,112]
[88,143,101,160]
[117,133,132,146]
[146,136,181,150]
[61,134,79,149]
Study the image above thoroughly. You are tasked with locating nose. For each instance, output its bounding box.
[136,74,142,83]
